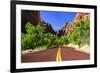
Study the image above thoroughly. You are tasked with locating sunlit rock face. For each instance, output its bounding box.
[63,22,75,35]
[74,13,90,21]
[57,22,75,36]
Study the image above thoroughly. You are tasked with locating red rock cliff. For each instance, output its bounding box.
[21,10,40,32]
[74,13,90,21]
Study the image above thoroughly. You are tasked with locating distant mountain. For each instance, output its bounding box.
[57,13,90,37]
[57,22,75,37]
[41,20,56,34]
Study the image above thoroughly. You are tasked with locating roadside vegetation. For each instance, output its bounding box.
[21,19,90,51]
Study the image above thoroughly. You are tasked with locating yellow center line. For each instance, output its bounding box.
[56,47,62,62]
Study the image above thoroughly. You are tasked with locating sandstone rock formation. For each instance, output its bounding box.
[74,12,90,21]
[63,22,75,35]
[57,22,75,36]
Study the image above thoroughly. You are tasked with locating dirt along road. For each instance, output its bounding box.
[21,46,90,63]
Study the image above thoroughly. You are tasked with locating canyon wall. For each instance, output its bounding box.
[21,10,40,33]
[21,10,90,36]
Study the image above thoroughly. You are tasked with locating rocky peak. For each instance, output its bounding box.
[41,20,56,34]
[74,13,90,21]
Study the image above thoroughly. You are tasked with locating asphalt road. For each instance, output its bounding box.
[21,46,90,63]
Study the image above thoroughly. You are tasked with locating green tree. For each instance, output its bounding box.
[21,22,46,50]
[73,19,90,46]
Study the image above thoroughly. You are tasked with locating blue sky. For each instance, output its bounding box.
[40,11,76,31]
